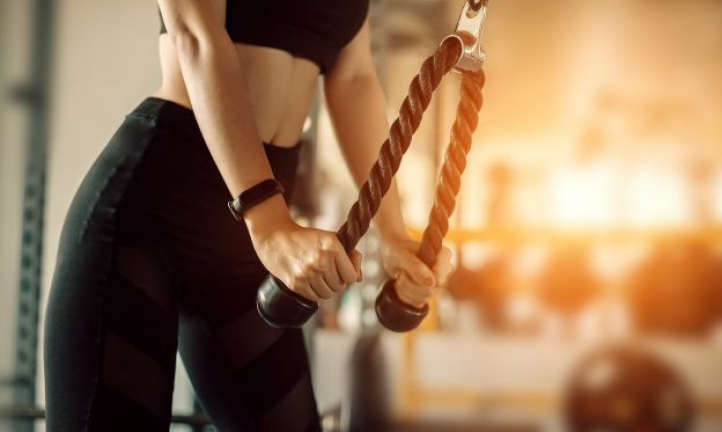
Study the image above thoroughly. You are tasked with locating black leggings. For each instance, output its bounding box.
[44,97,321,432]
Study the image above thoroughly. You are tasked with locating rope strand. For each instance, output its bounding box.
[417,70,485,268]
[335,37,463,252]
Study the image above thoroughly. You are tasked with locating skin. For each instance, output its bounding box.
[155,0,452,307]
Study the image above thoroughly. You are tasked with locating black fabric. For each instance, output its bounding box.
[44,97,321,432]
[158,0,370,73]
[90,387,168,432]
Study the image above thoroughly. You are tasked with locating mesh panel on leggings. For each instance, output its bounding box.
[89,245,179,432]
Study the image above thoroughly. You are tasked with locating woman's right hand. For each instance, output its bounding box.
[245,195,362,302]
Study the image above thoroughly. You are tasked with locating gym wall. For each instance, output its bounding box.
[0,0,34,413]
[34,0,169,427]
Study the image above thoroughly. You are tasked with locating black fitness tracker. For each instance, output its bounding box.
[228,178,284,221]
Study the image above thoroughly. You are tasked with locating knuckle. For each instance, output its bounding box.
[305,257,320,271]
[325,274,342,289]
[325,272,341,284]
[337,263,352,277]
[300,265,312,276]
[314,274,327,285]
[320,233,335,247]
[339,275,353,286]
[326,235,341,247]
[312,281,332,297]
[344,270,357,283]
[320,250,335,265]
[290,276,307,288]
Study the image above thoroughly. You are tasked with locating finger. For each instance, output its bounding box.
[398,272,435,300]
[434,260,454,286]
[316,231,337,249]
[318,250,343,291]
[394,272,433,308]
[330,242,358,286]
[309,271,335,300]
[351,250,363,282]
[433,247,454,286]
[395,253,435,288]
[296,286,321,302]
[286,277,319,302]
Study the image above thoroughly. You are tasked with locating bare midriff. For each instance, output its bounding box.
[152,35,320,148]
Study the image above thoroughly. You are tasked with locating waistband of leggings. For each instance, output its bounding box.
[128,96,304,155]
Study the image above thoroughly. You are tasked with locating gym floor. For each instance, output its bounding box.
[2,0,722,431]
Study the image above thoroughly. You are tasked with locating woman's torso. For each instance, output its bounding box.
[153,0,369,148]
[154,40,320,148]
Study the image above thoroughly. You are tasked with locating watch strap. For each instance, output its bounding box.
[228,178,284,221]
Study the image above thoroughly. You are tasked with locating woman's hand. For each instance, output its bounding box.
[246,198,362,302]
[381,235,454,308]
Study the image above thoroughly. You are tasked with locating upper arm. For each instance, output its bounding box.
[157,0,225,39]
[325,18,377,87]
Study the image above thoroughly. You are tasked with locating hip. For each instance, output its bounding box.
[59,97,302,272]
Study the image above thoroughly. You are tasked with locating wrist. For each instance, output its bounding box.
[243,194,295,238]
[228,178,284,220]
[378,226,411,244]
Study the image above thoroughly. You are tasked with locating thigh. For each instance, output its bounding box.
[45,244,179,432]
[179,270,321,432]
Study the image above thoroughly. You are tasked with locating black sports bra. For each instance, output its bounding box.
[159,1,370,74]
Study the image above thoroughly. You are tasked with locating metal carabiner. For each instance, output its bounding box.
[444,0,489,72]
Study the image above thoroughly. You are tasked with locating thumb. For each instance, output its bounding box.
[351,249,363,281]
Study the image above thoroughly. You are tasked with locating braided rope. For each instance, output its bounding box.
[416,69,485,268]
[335,37,463,253]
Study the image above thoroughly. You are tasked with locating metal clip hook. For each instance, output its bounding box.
[445,0,488,72]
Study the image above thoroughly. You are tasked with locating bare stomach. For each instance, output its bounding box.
[152,35,320,148]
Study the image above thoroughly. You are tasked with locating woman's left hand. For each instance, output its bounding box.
[380,235,454,308]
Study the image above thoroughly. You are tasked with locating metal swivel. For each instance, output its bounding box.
[375,0,488,333]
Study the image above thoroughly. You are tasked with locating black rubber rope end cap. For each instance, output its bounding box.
[256,275,319,329]
[375,279,429,332]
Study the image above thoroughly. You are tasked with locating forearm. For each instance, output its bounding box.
[171,29,292,229]
[326,74,408,240]
[173,30,272,197]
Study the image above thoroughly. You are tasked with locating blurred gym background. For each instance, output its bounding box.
[1,0,721,431]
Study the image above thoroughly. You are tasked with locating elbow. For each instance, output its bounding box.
[325,71,378,100]
[325,55,379,90]
[169,25,210,60]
